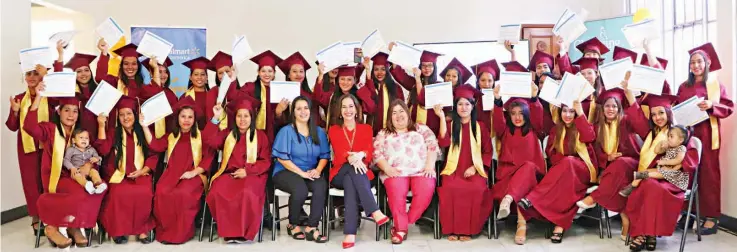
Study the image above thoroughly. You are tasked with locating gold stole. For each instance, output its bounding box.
[441,122,487,178]
[167,130,207,186]
[705,74,721,150]
[637,128,668,171]
[381,83,390,128]
[587,96,597,123]
[49,127,72,193]
[116,79,129,96]
[185,87,228,130]
[154,119,166,138]
[602,119,619,155]
[210,131,258,186]
[256,83,267,130]
[558,127,597,182]
[19,91,49,153]
[413,105,428,124]
[109,130,144,183]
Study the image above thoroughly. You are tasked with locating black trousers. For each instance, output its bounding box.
[331,163,380,234]
[273,170,327,227]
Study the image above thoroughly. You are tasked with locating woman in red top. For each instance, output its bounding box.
[54,42,101,142]
[239,50,286,143]
[327,94,389,248]
[325,65,376,127]
[95,39,143,99]
[179,57,211,130]
[139,57,178,138]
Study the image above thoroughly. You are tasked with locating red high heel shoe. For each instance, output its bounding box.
[375,216,390,226]
[342,241,355,249]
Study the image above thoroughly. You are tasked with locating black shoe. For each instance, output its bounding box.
[699,218,719,235]
[136,235,152,244]
[675,213,693,230]
[517,198,532,210]
[113,236,128,244]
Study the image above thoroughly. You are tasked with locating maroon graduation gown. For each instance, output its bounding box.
[140,83,178,134]
[52,61,99,141]
[676,80,733,217]
[96,53,141,99]
[238,81,288,143]
[313,76,334,127]
[390,65,443,135]
[365,79,405,135]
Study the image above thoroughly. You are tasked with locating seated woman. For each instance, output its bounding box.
[490,83,545,245]
[94,97,158,244]
[435,85,494,242]
[148,96,215,244]
[23,90,104,248]
[518,99,597,244]
[327,94,389,248]
[204,96,271,243]
[373,99,440,244]
[272,96,331,243]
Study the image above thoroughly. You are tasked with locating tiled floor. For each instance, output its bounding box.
[2,214,736,252]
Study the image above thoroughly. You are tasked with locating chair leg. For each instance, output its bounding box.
[433,199,441,240]
[86,229,93,247]
[680,189,696,252]
[272,196,278,241]
[597,205,604,239]
[34,222,44,248]
[98,224,105,245]
[605,209,612,238]
[326,195,332,241]
[695,189,702,242]
[258,204,265,243]
[208,216,215,242]
[489,203,496,239]
[198,201,208,242]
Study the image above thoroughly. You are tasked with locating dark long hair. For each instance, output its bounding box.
[648,106,674,136]
[451,97,478,148]
[373,64,398,102]
[172,107,199,138]
[118,58,144,87]
[408,63,437,106]
[505,101,532,136]
[113,108,149,167]
[686,50,711,88]
[230,108,257,142]
[443,66,464,87]
[594,97,624,147]
[555,105,578,155]
[53,104,82,137]
[187,70,210,91]
[333,94,365,126]
[287,73,312,94]
[290,96,321,145]
[321,72,335,92]
[328,76,358,126]
[214,71,240,88]
[75,66,98,94]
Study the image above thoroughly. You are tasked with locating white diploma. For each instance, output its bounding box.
[231,35,254,65]
[217,74,232,103]
[141,91,173,127]
[86,81,123,116]
[628,65,666,95]
[270,81,300,103]
[136,31,173,64]
[49,30,77,47]
[316,41,352,71]
[423,82,453,109]
[95,17,124,44]
[361,29,386,58]
[498,24,522,44]
[538,77,562,107]
[599,58,634,90]
[40,72,76,97]
[388,41,422,70]
[499,71,533,98]
[672,96,710,127]
[555,72,589,107]
[553,8,588,44]
[622,19,660,48]
[481,89,495,111]
[19,47,53,72]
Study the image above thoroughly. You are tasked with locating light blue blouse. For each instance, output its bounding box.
[271,124,331,176]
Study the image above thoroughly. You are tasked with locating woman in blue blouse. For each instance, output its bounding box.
[272,96,331,243]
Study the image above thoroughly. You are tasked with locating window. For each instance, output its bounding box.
[628,0,718,91]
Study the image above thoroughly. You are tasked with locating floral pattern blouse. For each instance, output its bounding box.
[372,124,440,180]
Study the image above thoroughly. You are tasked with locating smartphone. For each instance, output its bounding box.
[354,48,363,64]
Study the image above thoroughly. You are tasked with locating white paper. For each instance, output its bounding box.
[40,72,76,97]
[672,96,709,127]
[49,30,77,47]
[343,41,361,63]
[628,65,666,95]
[499,71,533,98]
[555,72,589,107]
[599,58,634,90]
[553,8,587,43]
[270,81,300,103]
[19,47,53,72]
[538,77,561,107]
[388,41,423,70]
[316,41,352,72]
[498,24,522,44]
[361,29,386,58]
[481,89,495,111]
[622,19,660,48]
[231,35,254,65]
[140,91,173,127]
[217,74,233,103]
[86,81,123,116]
[136,31,173,64]
[95,17,124,45]
[423,82,453,109]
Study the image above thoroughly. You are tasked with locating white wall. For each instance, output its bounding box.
[1,0,32,212]
[716,0,737,218]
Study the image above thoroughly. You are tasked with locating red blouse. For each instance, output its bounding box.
[327,123,374,181]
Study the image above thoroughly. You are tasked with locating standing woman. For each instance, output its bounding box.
[204,97,271,243]
[279,52,322,126]
[676,43,734,234]
[435,85,493,241]
[314,62,339,126]
[148,96,215,244]
[24,93,105,248]
[570,58,602,120]
[96,39,143,98]
[271,96,331,243]
[363,52,405,135]
[180,57,211,130]
[326,65,376,127]
[140,56,179,137]
[241,50,285,143]
[207,51,239,130]
[6,64,53,235]
[471,59,501,153]
[440,58,471,89]
[556,37,609,75]
[94,97,158,244]
[54,42,100,142]
[517,99,597,244]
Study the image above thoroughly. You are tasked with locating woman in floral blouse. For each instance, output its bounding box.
[373,99,440,244]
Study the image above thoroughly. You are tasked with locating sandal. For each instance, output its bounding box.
[390,227,407,244]
[634,171,649,180]
[514,222,527,245]
[458,235,471,242]
[550,229,564,244]
[305,228,328,243]
[497,195,514,219]
[517,198,533,210]
[136,233,152,244]
[645,236,657,251]
[286,225,306,240]
[699,218,719,235]
[45,226,72,249]
[629,236,645,251]
[447,235,459,241]
[66,228,88,248]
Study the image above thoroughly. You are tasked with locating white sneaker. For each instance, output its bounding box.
[84,181,95,194]
[576,200,596,210]
[497,195,513,219]
[94,183,108,194]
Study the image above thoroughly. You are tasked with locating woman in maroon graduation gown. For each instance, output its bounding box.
[179,57,211,130]
[363,52,405,135]
[490,86,545,245]
[470,59,500,138]
[94,97,158,244]
[325,65,376,127]
[207,51,240,130]
[279,52,323,126]
[240,50,285,143]
[6,64,53,235]
[676,43,734,234]
[24,93,105,248]
[149,96,215,244]
[54,43,100,142]
[620,91,700,251]
[518,99,597,244]
[140,56,179,137]
[556,37,609,75]
[96,39,144,99]
[314,62,339,126]
[204,96,271,243]
[436,85,493,241]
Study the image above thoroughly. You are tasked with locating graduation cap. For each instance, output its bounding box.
[453,84,482,101]
[209,51,233,71]
[576,37,610,55]
[64,53,97,70]
[612,46,638,63]
[112,43,141,58]
[471,59,501,81]
[688,42,721,71]
[528,50,555,72]
[182,57,210,71]
[501,61,528,72]
[440,58,472,84]
[250,50,283,69]
[278,52,311,75]
[419,50,442,63]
